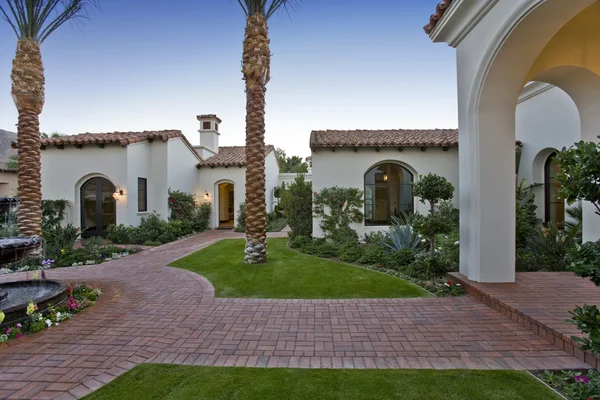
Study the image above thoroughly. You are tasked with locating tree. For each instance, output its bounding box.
[4,154,18,170]
[280,174,312,238]
[275,147,308,173]
[0,0,95,237]
[555,140,600,355]
[236,0,295,264]
[413,173,454,256]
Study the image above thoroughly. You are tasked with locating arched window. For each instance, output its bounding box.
[544,152,564,227]
[364,163,414,225]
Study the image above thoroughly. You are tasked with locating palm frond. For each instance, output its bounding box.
[0,0,98,43]
[236,0,299,20]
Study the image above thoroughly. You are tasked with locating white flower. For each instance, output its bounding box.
[456,283,461,287]
[421,239,426,243]
[56,312,62,321]
[38,314,43,321]
[454,241,459,245]
[45,319,52,328]
[444,283,450,287]
[55,323,59,326]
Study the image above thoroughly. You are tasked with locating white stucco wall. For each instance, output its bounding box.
[198,166,246,229]
[311,147,459,239]
[265,151,280,214]
[516,83,581,219]
[167,138,201,198]
[41,146,128,229]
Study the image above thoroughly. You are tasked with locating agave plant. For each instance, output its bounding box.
[384,216,421,251]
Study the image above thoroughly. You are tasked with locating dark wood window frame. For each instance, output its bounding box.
[138,177,148,212]
[202,121,211,130]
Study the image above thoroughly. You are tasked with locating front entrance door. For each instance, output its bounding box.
[81,177,116,238]
[218,182,234,229]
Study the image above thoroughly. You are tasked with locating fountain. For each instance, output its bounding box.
[0,198,67,328]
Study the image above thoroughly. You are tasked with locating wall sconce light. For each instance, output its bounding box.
[383,173,388,182]
[204,191,210,200]
[112,186,124,200]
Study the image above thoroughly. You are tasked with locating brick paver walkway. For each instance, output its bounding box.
[452,271,600,370]
[0,231,589,399]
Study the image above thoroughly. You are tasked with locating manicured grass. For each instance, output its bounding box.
[84,364,562,400]
[169,238,429,299]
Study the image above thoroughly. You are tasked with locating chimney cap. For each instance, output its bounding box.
[196,114,222,124]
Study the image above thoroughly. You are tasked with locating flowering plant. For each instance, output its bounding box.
[0,282,100,344]
[542,369,600,400]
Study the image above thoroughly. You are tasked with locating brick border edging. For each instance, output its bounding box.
[449,272,600,371]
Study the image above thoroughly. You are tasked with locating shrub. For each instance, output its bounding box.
[436,231,460,270]
[339,244,364,263]
[107,224,130,244]
[289,235,312,249]
[312,242,339,258]
[280,174,312,238]
[542,369,600,400]
[516,179,542,254]
[143,241,161,247]
[359,243,388,266]
[41,199,69,232]
[167,189,196,221]
[266,213,287,232]
[363,231,388,245]
[387,249,415,270]
[234,203,246,232]
[528,222,579,272]
[313,186,363,245]
[44,223,80,260]
[403,252,452,282]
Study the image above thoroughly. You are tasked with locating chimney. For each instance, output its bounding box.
[195,114,221,159]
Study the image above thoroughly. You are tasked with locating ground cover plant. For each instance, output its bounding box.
[83,364,562,400]
[169,238,429,299]
[0,282,101,344]
[540,369,600,400]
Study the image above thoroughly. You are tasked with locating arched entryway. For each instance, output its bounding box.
[217,182,234,229]
[80,177,116,238]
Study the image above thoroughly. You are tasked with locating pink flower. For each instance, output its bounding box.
[15,333,22,339]
[6,327,12,335]
[15,323,22,328]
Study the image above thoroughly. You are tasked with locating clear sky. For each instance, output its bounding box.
[0,0,457,158]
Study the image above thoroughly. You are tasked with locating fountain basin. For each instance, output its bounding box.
[0,236,43,264]
[0,280,68,329]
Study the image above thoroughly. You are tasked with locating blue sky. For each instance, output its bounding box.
[0,0,457,158]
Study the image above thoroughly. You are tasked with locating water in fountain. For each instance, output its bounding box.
[0,198,67,328]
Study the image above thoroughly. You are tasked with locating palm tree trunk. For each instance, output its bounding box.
[242,14,270,264]
[12,38,45,237]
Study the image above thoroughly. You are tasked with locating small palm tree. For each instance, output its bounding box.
[0,0,95,237]
[236,0,295,263]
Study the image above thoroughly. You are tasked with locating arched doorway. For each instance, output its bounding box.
[218,182,234,229]
[80,177,116,238]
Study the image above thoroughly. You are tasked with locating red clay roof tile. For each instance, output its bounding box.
[198,145,275,168]
[424,0,454,35]
[310,129,458,149]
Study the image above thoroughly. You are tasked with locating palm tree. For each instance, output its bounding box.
[0,0,95,237]
[236,0,295,264]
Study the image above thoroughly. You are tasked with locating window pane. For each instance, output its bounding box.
[545,153,564,226]
[138,178,147,212]
[374,185,389,223]
[82,180,97,232]
[101,181,116,230]
[365,163,413,225]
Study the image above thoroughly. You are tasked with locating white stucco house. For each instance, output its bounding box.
[36,114,279,237]
[310,80,585,241]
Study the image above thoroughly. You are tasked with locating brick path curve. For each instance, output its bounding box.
[0,230,588,399]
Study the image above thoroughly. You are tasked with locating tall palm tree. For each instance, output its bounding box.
[0,0,95,237]
[236,0,294,264]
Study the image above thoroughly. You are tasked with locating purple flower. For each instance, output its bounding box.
[15,323,22,328]
[574,375,590,383]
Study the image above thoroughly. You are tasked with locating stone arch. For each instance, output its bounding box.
[460,0,596,282]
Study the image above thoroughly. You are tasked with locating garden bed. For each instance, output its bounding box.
[537,369,599,400]
[0,282,101,344]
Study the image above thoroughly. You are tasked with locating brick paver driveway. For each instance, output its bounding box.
[0,231,588,399]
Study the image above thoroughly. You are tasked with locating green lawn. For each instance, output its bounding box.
[83,364,561,400]
[169,238,429,299]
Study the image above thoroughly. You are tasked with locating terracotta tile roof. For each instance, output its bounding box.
[12,130,199,159]
[198,145,275,168]
[197,114,222,123]
[424,0,454,34]
[310,129,458,149]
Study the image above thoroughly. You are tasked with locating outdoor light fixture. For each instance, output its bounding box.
[204,191,210,200]
[112,186,124,200]
[383,173,388,182]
